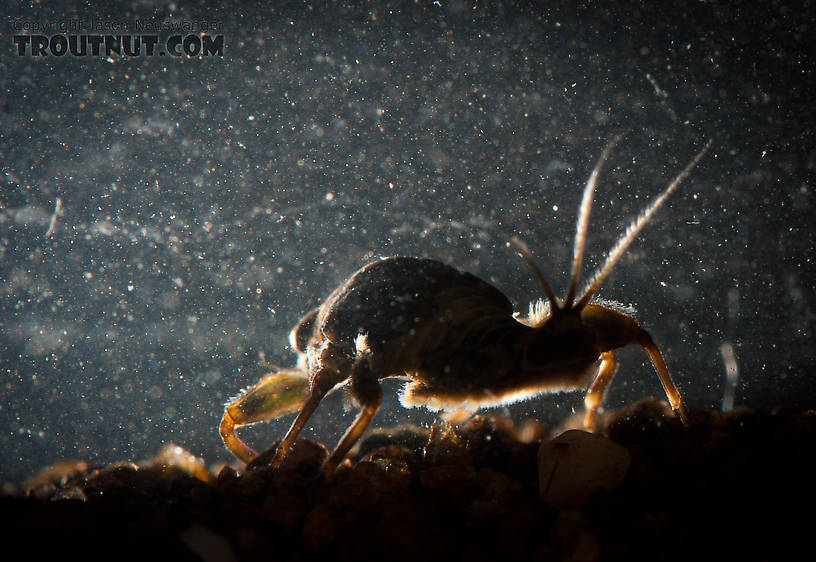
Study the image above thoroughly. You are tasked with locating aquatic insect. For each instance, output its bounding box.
[220,138,710,474]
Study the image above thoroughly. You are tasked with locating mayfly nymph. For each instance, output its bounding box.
[220,138,710,474]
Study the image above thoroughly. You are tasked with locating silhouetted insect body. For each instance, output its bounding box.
[220,138,710,474]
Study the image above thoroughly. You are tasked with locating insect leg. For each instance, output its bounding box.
[272,360,345,466]
[583,350,618,431]
[220,370,310,463]
[639,332,690,427]
[220,413,258,464]
[323,357,382,475]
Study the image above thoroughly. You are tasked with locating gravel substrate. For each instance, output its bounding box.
[3,399,813,561]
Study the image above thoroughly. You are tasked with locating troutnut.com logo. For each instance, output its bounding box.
[12,18,224,57]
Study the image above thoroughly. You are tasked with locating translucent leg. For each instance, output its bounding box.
[271,368,342,467]
[640,335,690,427]
[583,350,618,431]
[323,358,382,475]
[220,370,310,463]
[220,409,258,464]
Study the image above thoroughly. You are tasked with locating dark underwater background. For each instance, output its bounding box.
[1,0,813,484]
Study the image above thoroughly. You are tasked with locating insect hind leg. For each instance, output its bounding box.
[639,334,690,426]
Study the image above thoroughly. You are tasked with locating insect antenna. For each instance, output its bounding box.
[575,140,712,310]
[564,135,624,309]
[510,236,560,313]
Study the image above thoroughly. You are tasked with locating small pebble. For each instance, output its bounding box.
[538,429,631,509]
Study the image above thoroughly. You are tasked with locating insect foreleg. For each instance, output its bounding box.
[219,370,310,464]
[272,361,348,468]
